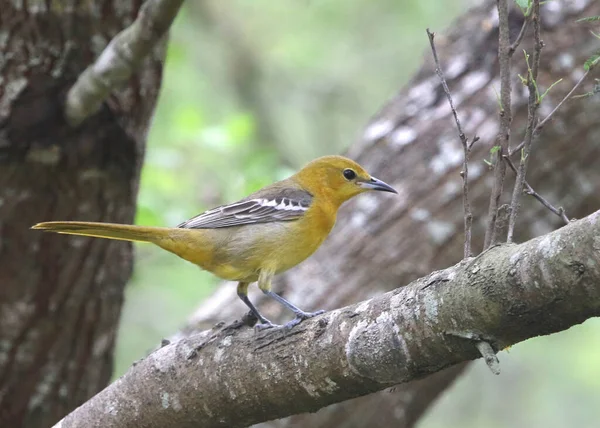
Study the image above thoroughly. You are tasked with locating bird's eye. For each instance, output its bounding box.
[343,169,357,180]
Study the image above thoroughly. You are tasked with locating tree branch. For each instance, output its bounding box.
[426,28,475,258]
[509,67,595,156]
[54,210,600,428]
[504,155,569,224]
[64,0,184,126]
[484,0,513,249]
[507,0,542,242]
[508,13,530,56]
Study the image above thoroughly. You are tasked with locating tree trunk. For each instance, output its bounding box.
[181,1,600,426]
[0,2,163,427]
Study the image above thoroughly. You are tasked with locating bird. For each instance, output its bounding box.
[32,155,397,329]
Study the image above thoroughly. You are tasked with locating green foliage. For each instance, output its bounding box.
[483,145,502,168]
[576,15,600,23]
[539,78,563,102]
[584,53,600,71]
[577,13,600,71]
[519,49,560,104]
[522,49,541,103]
[573,78,600,99]
[513,0,529,9]
[514,0,532,16]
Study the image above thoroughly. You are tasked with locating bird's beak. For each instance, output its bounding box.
[358,177,398,194]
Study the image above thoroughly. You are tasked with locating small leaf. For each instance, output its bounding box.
[513,0,528,8]
[576,15,600,23]
[539,78,563,101]
[490,145,501,155]
[584,54,600,71]
[573,79,600,99]
[513,0,530,14]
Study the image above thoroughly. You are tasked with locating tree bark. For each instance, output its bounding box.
[54,210,600,428]
[0,2,164,427]
[181,1,600,426]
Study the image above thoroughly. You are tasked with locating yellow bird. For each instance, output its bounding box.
[32,155,397,329]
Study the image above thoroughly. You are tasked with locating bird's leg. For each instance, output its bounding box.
[236,282,277,329]
[263,291,325,328]
[258,269,325,329]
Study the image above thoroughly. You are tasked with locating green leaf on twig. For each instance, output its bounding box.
[539,78,563,102]
[572,79,600,99]
[576,15,600,23]
[513,0,532,16]
[584,54,600,71]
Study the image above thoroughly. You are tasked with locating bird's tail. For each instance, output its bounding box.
[31,221,172,244]
[32,221,216,269]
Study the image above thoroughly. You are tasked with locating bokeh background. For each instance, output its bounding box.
[114,1,600,427]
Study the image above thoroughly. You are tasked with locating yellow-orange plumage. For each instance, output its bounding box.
[32,155,396,328]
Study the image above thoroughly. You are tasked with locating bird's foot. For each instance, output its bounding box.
[254,319,280,331]
[284,309,325,329]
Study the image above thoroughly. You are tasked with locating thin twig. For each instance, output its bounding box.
[509,69,592,156]
[509,15,531,57]
[427,28,474,258]
[484,0,512,249]
[507,0,542,243]
[504,155,569,224]
[475,341,501,375]
[444,331,500,375]
[64,0,185,126]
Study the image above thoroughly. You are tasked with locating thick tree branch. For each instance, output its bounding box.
[64,0,184,126]
[54,210,600,428]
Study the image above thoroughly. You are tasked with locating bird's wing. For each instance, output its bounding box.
[177,187,313,229]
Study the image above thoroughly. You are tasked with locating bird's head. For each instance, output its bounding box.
[295,155,397,206]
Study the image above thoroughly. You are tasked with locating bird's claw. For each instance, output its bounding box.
[284,309,325,329]
[304,309,326,318]
[254,320,280,331]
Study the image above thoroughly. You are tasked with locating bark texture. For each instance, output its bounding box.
[181,1,600,426]
[54,210,600,428]
[0,2,163,427]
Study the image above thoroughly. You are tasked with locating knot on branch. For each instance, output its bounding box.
[346,314,409,384]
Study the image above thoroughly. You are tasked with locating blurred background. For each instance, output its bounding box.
[114,1,600,427]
